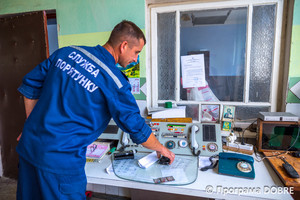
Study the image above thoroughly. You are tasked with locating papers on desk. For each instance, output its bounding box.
[106,152,160,174]
[107,153,198,185]
[86,141,110,161]
[148,106,186,119]
[138,151,159,169]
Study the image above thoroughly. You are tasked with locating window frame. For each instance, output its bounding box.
[146,0,284,122]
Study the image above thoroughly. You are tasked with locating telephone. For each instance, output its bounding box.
[218,152,255,179]
[116,122,223,157]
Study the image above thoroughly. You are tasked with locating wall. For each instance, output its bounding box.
[286,0,300,116]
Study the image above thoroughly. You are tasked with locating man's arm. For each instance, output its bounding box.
[23,96,38,118]
[141,133,175,164]
[17,97,38,141]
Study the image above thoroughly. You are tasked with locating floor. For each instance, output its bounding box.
[0,177,130,200]
[0,177,17,200]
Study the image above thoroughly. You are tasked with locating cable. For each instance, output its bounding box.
[241,119,257,145]
[254,148,288,162]
[200,154,219,171]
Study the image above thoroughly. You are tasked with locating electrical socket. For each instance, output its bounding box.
[227,142,253,151]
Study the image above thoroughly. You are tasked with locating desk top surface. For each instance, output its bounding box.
[85,154,294,200]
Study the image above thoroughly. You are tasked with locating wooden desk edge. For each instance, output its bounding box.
[263,151,300,191]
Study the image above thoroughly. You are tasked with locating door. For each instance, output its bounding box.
[0,11,49,179]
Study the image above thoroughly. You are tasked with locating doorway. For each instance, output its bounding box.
[0,10,58,179]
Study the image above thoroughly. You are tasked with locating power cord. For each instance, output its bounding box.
[241,119,257,145]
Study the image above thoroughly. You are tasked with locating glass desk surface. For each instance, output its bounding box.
[112,152,198,185]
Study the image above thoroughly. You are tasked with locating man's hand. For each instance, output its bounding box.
[141,133,175,164]
[155,146,175,164]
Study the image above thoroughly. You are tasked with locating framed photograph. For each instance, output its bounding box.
[222,105,235,121]
[201,104,220,123]
[222,121,232,131]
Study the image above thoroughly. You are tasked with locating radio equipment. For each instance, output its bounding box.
[258,112,298,122]
[116,122,223,157]
[257,119,300,152]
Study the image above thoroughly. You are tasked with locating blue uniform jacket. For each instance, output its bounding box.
[17,45,151,175]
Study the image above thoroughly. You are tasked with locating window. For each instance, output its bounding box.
[148,0,284,122]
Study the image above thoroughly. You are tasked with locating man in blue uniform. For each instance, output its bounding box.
[17,20,175,200]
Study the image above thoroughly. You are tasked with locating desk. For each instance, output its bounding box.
[263,152,300,191]
[85,155,293,200]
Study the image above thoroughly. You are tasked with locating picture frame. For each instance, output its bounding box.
[201,104,220,123]
[222,105,235,121]
[222,121,232,131]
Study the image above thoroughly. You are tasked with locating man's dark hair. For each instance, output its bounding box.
[107,20,146,47]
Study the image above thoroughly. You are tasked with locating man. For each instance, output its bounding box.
[17,20,175,200]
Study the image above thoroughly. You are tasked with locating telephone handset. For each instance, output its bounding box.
[219,152,254,163]
[218,152,255,179]
[190,125,201,156]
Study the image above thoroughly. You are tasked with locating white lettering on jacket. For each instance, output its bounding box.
[68,52,100,78]
[55,58,99,93]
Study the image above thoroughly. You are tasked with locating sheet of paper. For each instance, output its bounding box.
[113,159,139,177]
[129,78,140,94]
[181,54,206,88]
[290,81,300,100]
[198,156,212,168]
[138,151,159,169]
[161,168,188,183]
[160,157,193,183]
[105,164,114,174]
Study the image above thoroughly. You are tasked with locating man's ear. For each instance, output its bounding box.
[120,41,128,54]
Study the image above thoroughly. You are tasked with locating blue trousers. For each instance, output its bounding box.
[17,157,87,200]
